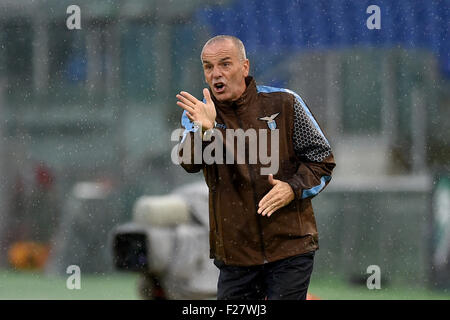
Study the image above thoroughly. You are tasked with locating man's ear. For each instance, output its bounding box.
[243,59,250,77]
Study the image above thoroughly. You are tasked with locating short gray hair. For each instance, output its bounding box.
[201,35,247,62]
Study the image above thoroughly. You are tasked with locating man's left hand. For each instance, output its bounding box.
[257,174,295,217]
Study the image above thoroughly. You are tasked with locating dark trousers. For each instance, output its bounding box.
[214,251,315,300]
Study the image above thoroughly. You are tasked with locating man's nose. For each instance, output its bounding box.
[211,66,222,78]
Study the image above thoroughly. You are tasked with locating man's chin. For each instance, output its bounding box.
[213,92,231,102]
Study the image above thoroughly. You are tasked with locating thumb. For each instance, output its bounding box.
[268,174,277,185]
[203,88,212,104]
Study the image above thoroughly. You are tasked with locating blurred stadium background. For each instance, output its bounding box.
[0,0,449,299]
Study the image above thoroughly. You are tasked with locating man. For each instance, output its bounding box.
[176,35,335,300]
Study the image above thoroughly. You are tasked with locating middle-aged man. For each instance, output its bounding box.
[175,35,336,300]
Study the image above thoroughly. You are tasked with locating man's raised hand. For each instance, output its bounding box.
[176,88,216,131]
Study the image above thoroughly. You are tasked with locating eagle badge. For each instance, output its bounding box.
[258,112,280,130]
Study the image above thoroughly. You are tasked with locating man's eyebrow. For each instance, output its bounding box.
[202,57,232,64]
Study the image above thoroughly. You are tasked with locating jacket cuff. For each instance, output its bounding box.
[286,176,303,200]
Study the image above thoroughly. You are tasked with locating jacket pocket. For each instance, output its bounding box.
[295,198,317,237]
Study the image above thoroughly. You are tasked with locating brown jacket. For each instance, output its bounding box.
[179,76,335,266]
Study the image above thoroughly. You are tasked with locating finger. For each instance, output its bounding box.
[185,112,195,121]
[266,207,277,217]
[265,197,282,213]
[176,94,197,109]
[176,101,195,114]
[258,194,272,213]
[267,195,292,217]
[268,174,279,186]
[267,206,280,217]
[180,91,200,105]
[258,192,275,212]
[258,195,279,214]
[258,185,279,209]
[261,201,280,216]
[203,88,212,104]
[261,205,272,216]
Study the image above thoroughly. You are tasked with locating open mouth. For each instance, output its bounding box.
[213,82,226,93]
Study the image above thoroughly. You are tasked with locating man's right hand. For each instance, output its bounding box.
[176,88,216,131]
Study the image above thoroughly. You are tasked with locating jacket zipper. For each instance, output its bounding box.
[211,166,219,234]
[234,109,267,263]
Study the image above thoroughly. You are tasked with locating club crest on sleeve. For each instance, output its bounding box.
[258,112,280,130]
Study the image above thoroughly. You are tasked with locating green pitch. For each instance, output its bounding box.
[0,269,449,300]
[308,275,450,300]
[0,269,140,300]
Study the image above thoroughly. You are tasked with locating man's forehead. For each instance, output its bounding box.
[201,40,239,61]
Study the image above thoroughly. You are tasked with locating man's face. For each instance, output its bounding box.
[201,39,249,102]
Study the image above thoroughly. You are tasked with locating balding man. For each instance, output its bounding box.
[176,35,336,300]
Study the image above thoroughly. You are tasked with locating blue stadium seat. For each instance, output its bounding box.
[196,0,449,78]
